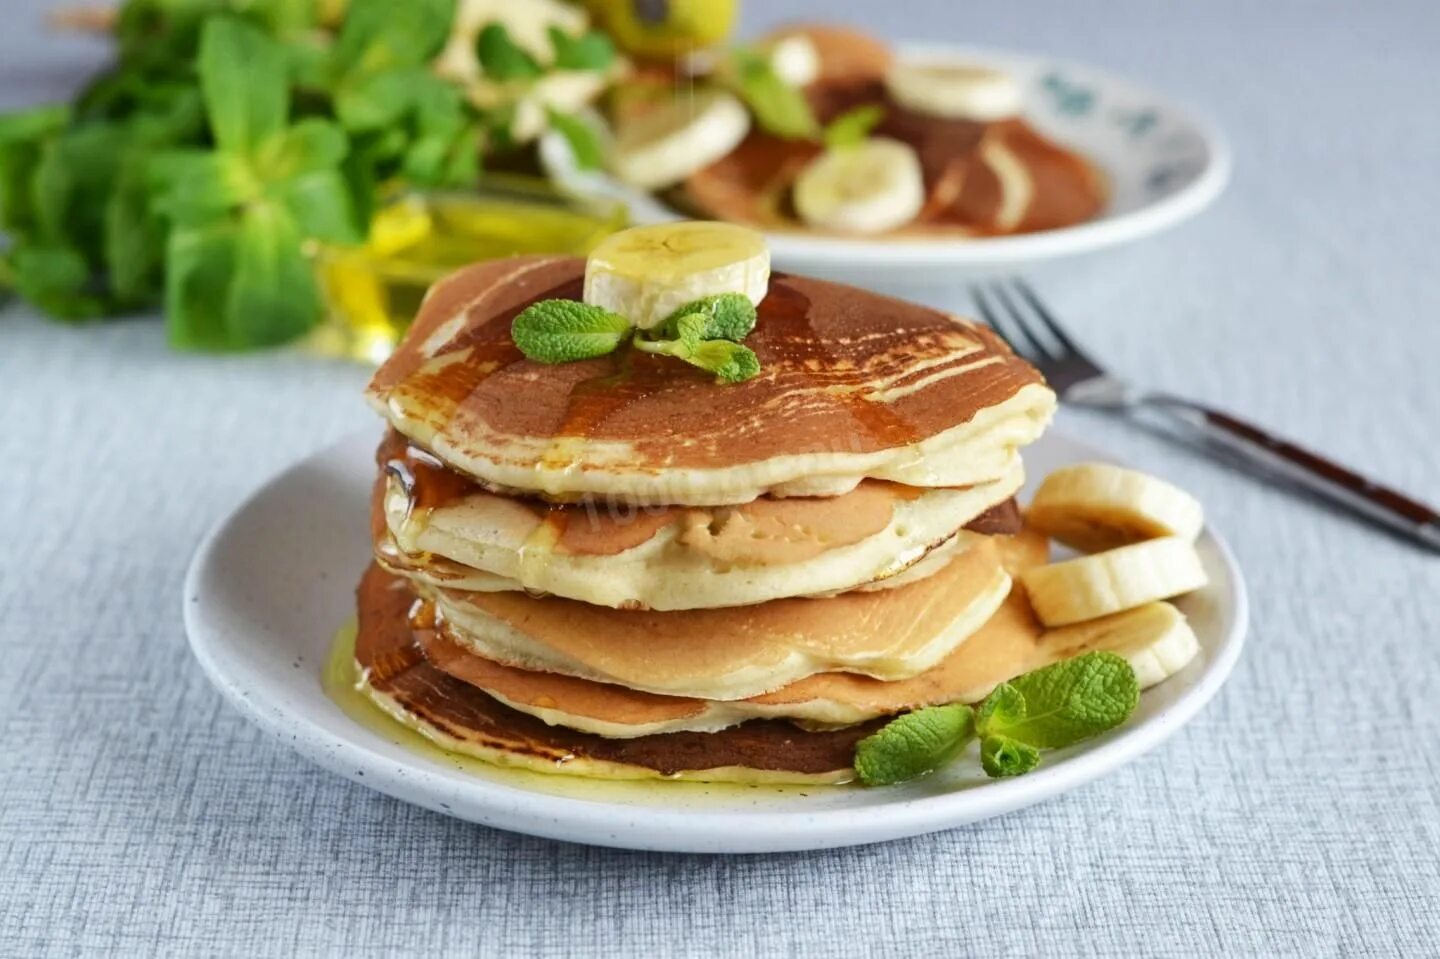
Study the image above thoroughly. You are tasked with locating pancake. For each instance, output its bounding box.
[412,529,1051,737]
[418,534,1014,701]
[680,119,1105,238]
[355,564,879,784]
[365,256,1055,505]
[374,430,1025,609]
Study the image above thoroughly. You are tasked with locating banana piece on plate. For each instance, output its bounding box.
[1040,602,1201,689]
[1019,536,1208,628]
[1027,463,1205,553]
[793,137,925,234]
[885,60,1023,121]
[584,221,770,330]
[609,87,751,190]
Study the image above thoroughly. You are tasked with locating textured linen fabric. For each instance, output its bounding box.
[2,0,1439,955]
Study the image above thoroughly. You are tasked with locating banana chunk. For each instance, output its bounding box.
[1040,602,1200,689]
[793,137,925,234]
[609,87,751,190]
[884,60,1022,122]
[584,221,770,330]
[1020,536,1208,628]
[1027,463,1205,554]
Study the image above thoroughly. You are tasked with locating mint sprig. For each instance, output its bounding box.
[511,293,762,383]
[724,47,820,140]
[823,105,885,150]
[511,300,631,363]
[852,652,1140,786]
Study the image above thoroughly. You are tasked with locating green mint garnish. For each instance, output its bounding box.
[823,105,886,150]
[725,47,820,140]
[980,735,1040,778]
[511,300,631,363]
[854,704,975,787]
[852,652,1140,787]
[477,23,542,81]
[512,295,763,384]
[548,26,616,72]
[655,293,758,342]
[544,107,604,171]
[980,652,1139,749]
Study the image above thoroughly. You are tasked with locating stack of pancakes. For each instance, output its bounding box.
[355,256,1059,784]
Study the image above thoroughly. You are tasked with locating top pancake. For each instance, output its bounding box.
[366,256,1054,505]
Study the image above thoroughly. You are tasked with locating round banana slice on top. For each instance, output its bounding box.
[885,60,1023,121]
[1019,536,1208,628]
[767,34,822,87]
[584,221,770,330]
[1028,463,1205,553]
[609,87,751,190]
[1041,602,1200,689]
[793,137,925,234]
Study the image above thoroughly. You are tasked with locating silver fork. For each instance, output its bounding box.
[971,277,1440,552]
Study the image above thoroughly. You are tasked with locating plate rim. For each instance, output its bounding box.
[184,428,1248,854]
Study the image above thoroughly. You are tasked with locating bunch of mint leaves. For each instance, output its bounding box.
[0,0,610,349]
[512,292,761,383]
[853,651,1141,786]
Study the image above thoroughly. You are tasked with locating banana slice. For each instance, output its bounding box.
[609,88,751,190]
[1028,463,1205,553]
[584,221,770,330]
[885,60,1023,121]
[793,137,925,234]
[1040,602,1200,689]
[1019,536,1208,628]
[767,34,821,87]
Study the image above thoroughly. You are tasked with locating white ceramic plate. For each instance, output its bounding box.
[184,429,1247,854]
[545,42,1230,285]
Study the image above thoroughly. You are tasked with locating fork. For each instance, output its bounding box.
[971,278,1440,552]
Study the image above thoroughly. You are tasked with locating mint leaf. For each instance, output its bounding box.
[332,0,454,75]
[548,26,616,72]
[728,47,819,140]
[513,300,632,363]
[478,23,542,81]
[974,681,1025,735]
[686,340,760,383]
[980,735,1041,778]
[256,119,349,180]
[198,18,287,157]
[9,242,104,320]
[226,201,322,346]
[545,108,603,171]
[657,293,757,342]
[854,704,975,786]
[994,652,1139,749]
[824,105,885,149]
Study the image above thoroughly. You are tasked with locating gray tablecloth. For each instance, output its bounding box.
[3,0,1438,955]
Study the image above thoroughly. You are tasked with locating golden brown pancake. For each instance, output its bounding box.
[410,529,1052,737]
[355,564,879,783]
[371,428,1027,609]
[420,535,1015,701]
[680,76,1105,238]
[365,257,1054,505]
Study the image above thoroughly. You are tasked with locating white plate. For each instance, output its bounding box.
[545,42,1230,285]
[184,429,1247,854]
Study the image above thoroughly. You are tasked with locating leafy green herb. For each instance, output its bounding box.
[477,23,542,81]
[654,293,757,342]
[725,47,819,140]
[686,339,760,383]
[823,105,885,150]
[980,653,1139,749]
[980,735,1040,778]
[548,26,616,72]
[512,300,632,363]
[545,108,604,171]
[852,652,1140,786]
[854,705,975,787]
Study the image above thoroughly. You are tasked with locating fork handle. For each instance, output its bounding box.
[1139,393,1440,552]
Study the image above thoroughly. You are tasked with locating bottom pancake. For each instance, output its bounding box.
[354,564,882,784]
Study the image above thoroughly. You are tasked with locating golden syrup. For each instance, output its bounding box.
[320,620,827,804]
